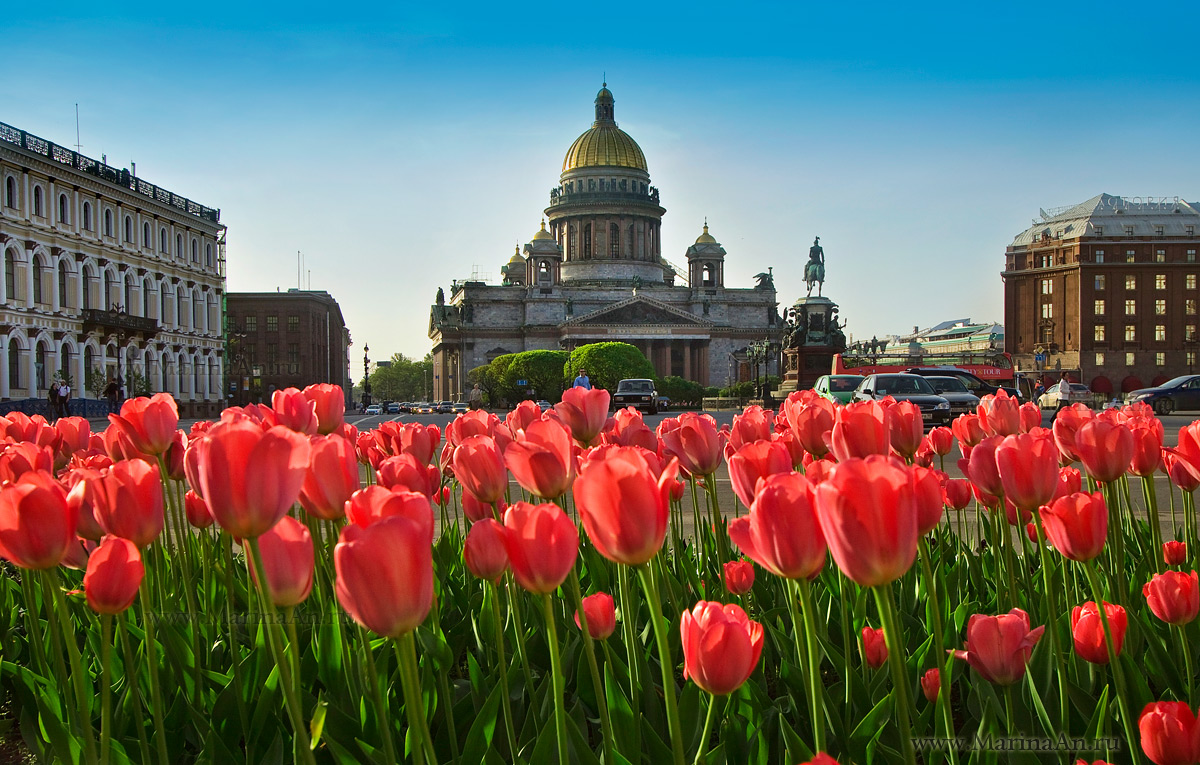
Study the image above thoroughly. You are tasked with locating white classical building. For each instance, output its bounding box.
[0,120,226,418]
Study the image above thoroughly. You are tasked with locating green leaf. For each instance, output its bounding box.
[309,694,328,750]
[461,681,503,764]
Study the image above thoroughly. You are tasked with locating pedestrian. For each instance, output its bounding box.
[468,383,484,411]
[1054,371,1072,415]
[103,376,119,414]
[57,380,71,419]
[46,381,59,423]
[572,368,592,390]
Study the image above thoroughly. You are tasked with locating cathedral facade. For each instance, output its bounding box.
[428,85,780,400]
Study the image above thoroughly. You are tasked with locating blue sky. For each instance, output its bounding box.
[5,2,1199,363]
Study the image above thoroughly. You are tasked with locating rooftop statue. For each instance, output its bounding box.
[753,267,775,290]
[804,237,825,297]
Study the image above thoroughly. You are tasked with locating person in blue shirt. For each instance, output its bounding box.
[573,369,591,390]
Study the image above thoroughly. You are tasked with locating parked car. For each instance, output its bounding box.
[437,401,454,414]
[451,402,470,414]
[812,374,863,405]
[853,373,951,427]
[1125,375,1200,415]
[364,404,383,415]
[905,367,1022,400]
[536,400,553,410]
[923,376,981,418]
[386,402,401,414]
[1038,382,1092,409]
[612,378,658,414]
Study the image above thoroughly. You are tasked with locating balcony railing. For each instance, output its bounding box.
[548,186,661,208]
[0,121,220,224]
[80,309,160,338]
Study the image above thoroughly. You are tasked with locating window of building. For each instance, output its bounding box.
[1095,275,1106,290]
[1189,249,1197,262]
[191,239,198,263]
[1126,250,1136,263]
[1041,278,1053,295]
[1127,352,1136,366]
[32,257,43,305]
[245,343,257,362]
[1125,299,1136,315]
[160,228,168,252]
[1189,300,1197,315]
[143,222,151,247]
[1125,225,1134,237]
[1188,325,1197,341]
[583,223,592,258]
[1157,352,1166,366]
[58,194,68,223]
[176,233,183,257]
[1094,325,1106,342]
[1095,299,1106,315]
[1189,275,1197,290]
[1157,299,1167,315]
[1095,249,1105,263]
[1041,303,1053,319]
[1157,274,1167,290]
[3,176,14,208]
[287,343,299,364]
[1156,325,1167,341]
[245,315,257,332]
[1190,352,1197,368]
[1156,226,1165,236]
[1096,352,1105,366]
[1126,275,1137,290]
[103,209,112,237]
[1157,249,1167,262]
[82,202,91,231]
[266,343,278,363]
[609,223,620,257]
[1187,226,1195,237]
[205,244,213,268]
[266,315,278,332]
[32,186,42,217]
[287,315,299,332]
[1126,325,1137,342]
[58,261,68,309]
[124,216,131,242]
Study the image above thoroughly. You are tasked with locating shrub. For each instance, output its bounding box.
[564,343,655,393]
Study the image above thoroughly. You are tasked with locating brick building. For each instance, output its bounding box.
[1003,194,1200,395]
[225,289,351,406]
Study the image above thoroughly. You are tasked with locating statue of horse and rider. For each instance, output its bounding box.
[804,237,825,297]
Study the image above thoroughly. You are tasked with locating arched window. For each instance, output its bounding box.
[583,223,592,258]
[104,209,112,237]
[160,228,168,253]
[4,177,15,208]
[701,264,713,286]
[205,243,213,267]
[82,201,92,231]
[143,221,151,247]
[84,346,94,381]
[124,216,132,242]
[124,275,134,313]
[177,291,185,328]
[8,343,20,390]
[104,271,115,311]
[4,251,15,302]
[58,261,68,308]
[35,343,47,389]
[176,233,183,258]
[538,261,551,283]
[81,266,92,310]
[59,344,72,382]
[33,186,42,217]
[58,194,68,224]
[191,239,198,263]
[160,287,170,325]
[610,223,620,257]
[32,257,44,305]
[142,279,152,317]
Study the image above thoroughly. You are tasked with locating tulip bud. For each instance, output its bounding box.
[184,490,214,529]
[1039,491,1108,562]
[502,502,579,594]
[952,608,1044,685]
[920,668,941,703]
[723,560,755,595]
[1164,541,1188,566]
[861,626,888,669]
[1143,571,1200,626]
[335,514,433,637]
[463,518,509,582]
[1070,601,1126,665]
[83,536,144,614]
[574,592,616,641]
[681,601,763,695]
[1138,701,1199,765]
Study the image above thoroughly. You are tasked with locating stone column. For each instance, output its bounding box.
[24,248,34,309]
[683,340,693,381]
[0,339,9,399]
[699,342,710,387]
[25,347,37,397]
[74,346,86,399]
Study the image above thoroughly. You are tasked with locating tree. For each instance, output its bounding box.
[565,343,655,393]
[367,353,434,401]
[656,375,704,407]
[504,350,569,403]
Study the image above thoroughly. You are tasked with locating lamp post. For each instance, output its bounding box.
[362,343,372,409]
[747,339,770,399]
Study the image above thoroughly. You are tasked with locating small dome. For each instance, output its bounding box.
[695,222,716,244]
[506,245,525,267]
[532,219,553,241]
[595,84,613,103]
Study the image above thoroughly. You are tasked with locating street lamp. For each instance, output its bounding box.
[747,339,770,399]
[362,343,372,409]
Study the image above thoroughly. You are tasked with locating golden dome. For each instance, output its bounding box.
[695,221,716,244]
[532,219,553,241]
[507,245,525,265]
[562,84,648,173]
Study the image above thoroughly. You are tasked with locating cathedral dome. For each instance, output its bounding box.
[532,219,553,241]
[695,222,717,244]
[562,84,648,173]
[506,245,525,266]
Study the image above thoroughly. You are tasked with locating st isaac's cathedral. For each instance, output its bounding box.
[428,85,781,400]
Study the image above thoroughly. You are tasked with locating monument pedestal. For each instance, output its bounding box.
[777,295,845,395]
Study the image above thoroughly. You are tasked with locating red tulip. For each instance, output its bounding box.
[1144,571,1200,625]
[83,536,144,614]
[396,422,443,465]
[462,490,498,523]
[446,410,507,447]
[944,478,972,511]
[887,401,925,458]
[782,391,837,459]
[727,439,792,508]
[195,421,312,539]
[815,455,918,587]
[1054,467,1083,501]
[952,608,1044,685]
[503,501,578,594]
[1019,402,1042,433]
[995,430,1060,513]
[555,386,611,447]
[505,418,576,500]
[1071,600,1126,664]
[250,516,314,608]
[801,756,840,765]
[108,393,179,456]
[463,517,509,582]
[603,407,659,452]
[55,417,91,465]
[505,401,542,438]
[1130,419,1165,477]
[335,514,433,637]
[921,668,941,703]
[724,560,755,595]
[0,442,54,483]
[452,435,508,505]
[967,436,1005,500]
[1176,421,1200,473]
[978,390,1021,437]
[302,383,345,435]
[1052,404,1094,463]
[861,626,887,669]
[574,447,677,566]
[829,400,889,462]
[299,434,360,521]
[911,465,946,536]
[729,406,773,450]
[574,592,617,640]
[1025,521,1041,544]
[1164,449,1200,492]
[1039,491,1108,562]
[680,601,764,695]
[661,412,723,476]
[184,490,213,529]
[64,469,106,541]
[1139,701,1200,765]
[94,459,164,549]
[951,413,986,452]
[729,472,825,580]
[1164,541,1188,566]
[344,486,433,535]
[270,387,319,436]
[377,453,440,500]
[162,431,186,481]
[928,426,953,456]
[1075,415,1134,483]
[0,472,76,569]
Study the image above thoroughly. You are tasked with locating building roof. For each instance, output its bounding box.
[1011,193,1200,247]
[562,85,648,174]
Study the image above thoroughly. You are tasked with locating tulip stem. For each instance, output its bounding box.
[1082,560,1140,762]
[246,538,317,765]
[396,634,438,765]
[638,563,687,765]
[43,570,97,765]
[568,570,616,765]
[503,577,536,711]
[918,542,958,765]
[541,593,570,765]
[1029,513,1070,731]
[704,473,727,568]
[359,627,398,765]
[1142,476,1165,575]
[116,612,152,765]
[693,692,721,765]
[617,563,642,711]
[429,596,461,762]
[689,478,706,576]
[872,584,916,765]
[220,535,252,750]
[487,583,519,759]
[791,578,826,753]
[99,613,113,765]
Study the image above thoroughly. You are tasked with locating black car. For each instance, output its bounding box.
[613,378,658,414]
[1126,375,1200,415]
[853,373,951,427]
[924,376,981,418]
[906,367,1022,400]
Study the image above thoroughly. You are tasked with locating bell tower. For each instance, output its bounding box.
[686,220,726,290]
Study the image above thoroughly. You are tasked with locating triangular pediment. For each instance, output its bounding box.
[564,296,711,328]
